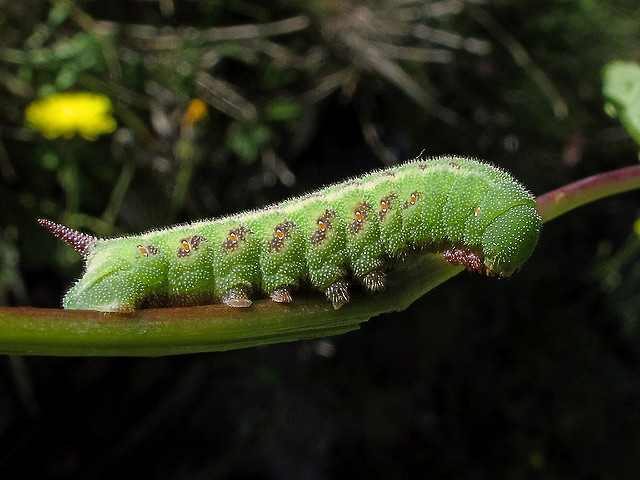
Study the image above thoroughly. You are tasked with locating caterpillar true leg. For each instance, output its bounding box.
[442,249,484,273]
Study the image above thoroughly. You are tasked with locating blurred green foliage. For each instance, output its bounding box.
[1,0,640,478]
[603,60,640,147]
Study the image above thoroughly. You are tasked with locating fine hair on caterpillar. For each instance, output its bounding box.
[40,155,541,313]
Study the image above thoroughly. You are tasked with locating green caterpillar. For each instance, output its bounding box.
[40,155,541,313]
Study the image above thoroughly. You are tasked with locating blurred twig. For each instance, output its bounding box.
[195,72,257,121]
[468,5,568,120]
[90,15,310,49]
[101,150,135,226]
[318,1,482,130]
[0,139,16,183]
[354,94,398,166]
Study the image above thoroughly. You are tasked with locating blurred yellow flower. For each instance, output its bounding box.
[635,218,640,237]
[182,98,208,126]
[26,92,117,141]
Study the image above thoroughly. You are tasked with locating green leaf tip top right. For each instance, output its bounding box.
[602,60,640,146]
[39,155,541,313]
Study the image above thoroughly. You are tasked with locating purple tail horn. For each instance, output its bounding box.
[38,219,98,256]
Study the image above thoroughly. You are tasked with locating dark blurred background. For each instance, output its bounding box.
[1,0,640,478]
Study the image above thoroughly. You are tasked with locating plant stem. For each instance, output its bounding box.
[0,255,461,356]
[535,164,640,223]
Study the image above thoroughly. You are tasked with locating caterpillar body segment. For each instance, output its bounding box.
[41,155,541,313]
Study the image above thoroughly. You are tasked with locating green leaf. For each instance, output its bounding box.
[602,60,640,146]
[265,100,302,122]
[227,122,272,164]
[602,60,640,109]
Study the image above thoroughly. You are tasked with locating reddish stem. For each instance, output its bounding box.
[535,164,640,223]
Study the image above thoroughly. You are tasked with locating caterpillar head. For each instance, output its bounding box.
[39,220,166,312]
[480,204,541,277]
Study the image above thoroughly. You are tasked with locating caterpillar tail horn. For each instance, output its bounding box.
[38,219,98,257]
